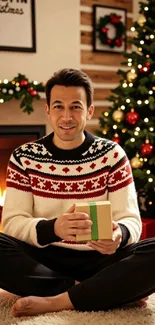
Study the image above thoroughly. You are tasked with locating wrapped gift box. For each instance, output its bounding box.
[75,201,112,242]
[140,218,155,240]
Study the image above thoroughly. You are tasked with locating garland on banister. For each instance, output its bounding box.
[0,74,45,114]
[96,13,126,48]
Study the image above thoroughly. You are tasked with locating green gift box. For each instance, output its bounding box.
[75,201,112,242]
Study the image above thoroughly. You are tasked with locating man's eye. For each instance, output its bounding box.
[54,105,63,109]
[72,106,81,109]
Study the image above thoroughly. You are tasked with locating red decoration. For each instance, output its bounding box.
[145,61,151,67]
[30,90,37,97]
[112,136,121,144]
[101,27,108,33]
[110,14,122,24]
[125,110,139,125]
[140,143,153,156]
[20,79,28,86]
[115,37,123,47]
[107,39,112,44]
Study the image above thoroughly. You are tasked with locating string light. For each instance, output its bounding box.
[33,81,38,85]
[131,27,135,31]
[0,99,4,103]
[149,90,153,95]
[122,82,128,88]
[145,100,149,104]
[113,125,117,130]
[146,170,151,174]
[3,79,8,84]
[148,201,152,205]
[134,131,139,136]
[122,128,127,133]
[150,34,154,39]
[135,127,140,131]
[144,158,148,162]
[126,99,130,103]
[137,100,142,105]
[104,112,109,117]
[148,178,153,183]
[129,83,133,87]
[146,54,150,58]
[144,117,149,122]
[130,138,135,142]
[138,48,142,52]
[140,40,144,44]
[121,105,125,110]
[138,64,142,69]
[144,6,149,10]
[149,127,154,131]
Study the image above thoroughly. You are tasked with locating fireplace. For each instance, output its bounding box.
[0,125,45,209]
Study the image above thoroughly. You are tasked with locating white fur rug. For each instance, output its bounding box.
[0,289,155,325]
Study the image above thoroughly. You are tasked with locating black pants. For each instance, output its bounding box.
[0,233,155,311]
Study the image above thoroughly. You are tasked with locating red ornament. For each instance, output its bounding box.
[115,37,123,47]
[125,110,139,125]
[112,136,121,144]
[140,143,154,156]
[107,39,112,44]
[145,61,151,67]
[101,27,108,33]
[30,90,37,96]
[20,79,28,86]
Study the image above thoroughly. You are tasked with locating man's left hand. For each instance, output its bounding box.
[87,221,122,254]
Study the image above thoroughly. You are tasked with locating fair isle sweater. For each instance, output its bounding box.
[2,131,142,250]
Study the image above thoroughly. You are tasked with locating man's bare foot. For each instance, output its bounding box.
[136,296,149,308]
[12,292,74,317]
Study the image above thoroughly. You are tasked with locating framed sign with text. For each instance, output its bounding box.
[0,0,36,52]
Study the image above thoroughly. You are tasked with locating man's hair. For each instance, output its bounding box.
[45,68,94,108]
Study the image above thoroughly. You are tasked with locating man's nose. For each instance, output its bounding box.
[62,108,72,120]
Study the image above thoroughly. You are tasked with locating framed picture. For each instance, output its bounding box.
[0,0,36,52]
[93,5,127,54]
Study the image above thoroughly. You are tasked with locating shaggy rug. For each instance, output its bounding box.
[0,289,155,325]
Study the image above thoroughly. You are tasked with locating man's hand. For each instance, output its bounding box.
[54,205,92,241]
[87,221,122,254]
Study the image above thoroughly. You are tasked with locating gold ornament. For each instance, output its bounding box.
[127,71,137,82]
[130,156,143,169]
[137,14,146,27]
[112,109,124,122]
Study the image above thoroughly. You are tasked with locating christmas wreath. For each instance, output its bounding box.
[96,13,126,48]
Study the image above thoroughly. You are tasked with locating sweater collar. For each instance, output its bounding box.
[41,131,96,160]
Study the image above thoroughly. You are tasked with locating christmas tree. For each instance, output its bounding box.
[96,0,155,218]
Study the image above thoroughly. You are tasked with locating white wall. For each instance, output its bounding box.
[0,0,80,81]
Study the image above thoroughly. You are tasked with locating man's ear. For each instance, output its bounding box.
[86,105,94,120]
[45,104,50,119]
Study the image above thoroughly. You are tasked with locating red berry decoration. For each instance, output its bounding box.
[20,79,28,86]
[140,143,153,156]
[125,110,139,125]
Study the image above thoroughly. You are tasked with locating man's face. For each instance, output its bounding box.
[46,85,94,149]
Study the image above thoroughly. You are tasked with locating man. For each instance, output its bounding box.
[0,69,154,317]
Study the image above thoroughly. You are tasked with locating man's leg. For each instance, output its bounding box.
[12,238,155,316]
[0,233,75,296]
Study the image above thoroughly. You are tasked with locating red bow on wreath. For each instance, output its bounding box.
[110,14,122,24]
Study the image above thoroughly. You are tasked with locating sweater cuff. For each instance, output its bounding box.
[118,223,130,248]
[36,219,61,246]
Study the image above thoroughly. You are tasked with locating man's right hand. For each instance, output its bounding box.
[54,205,92,241]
